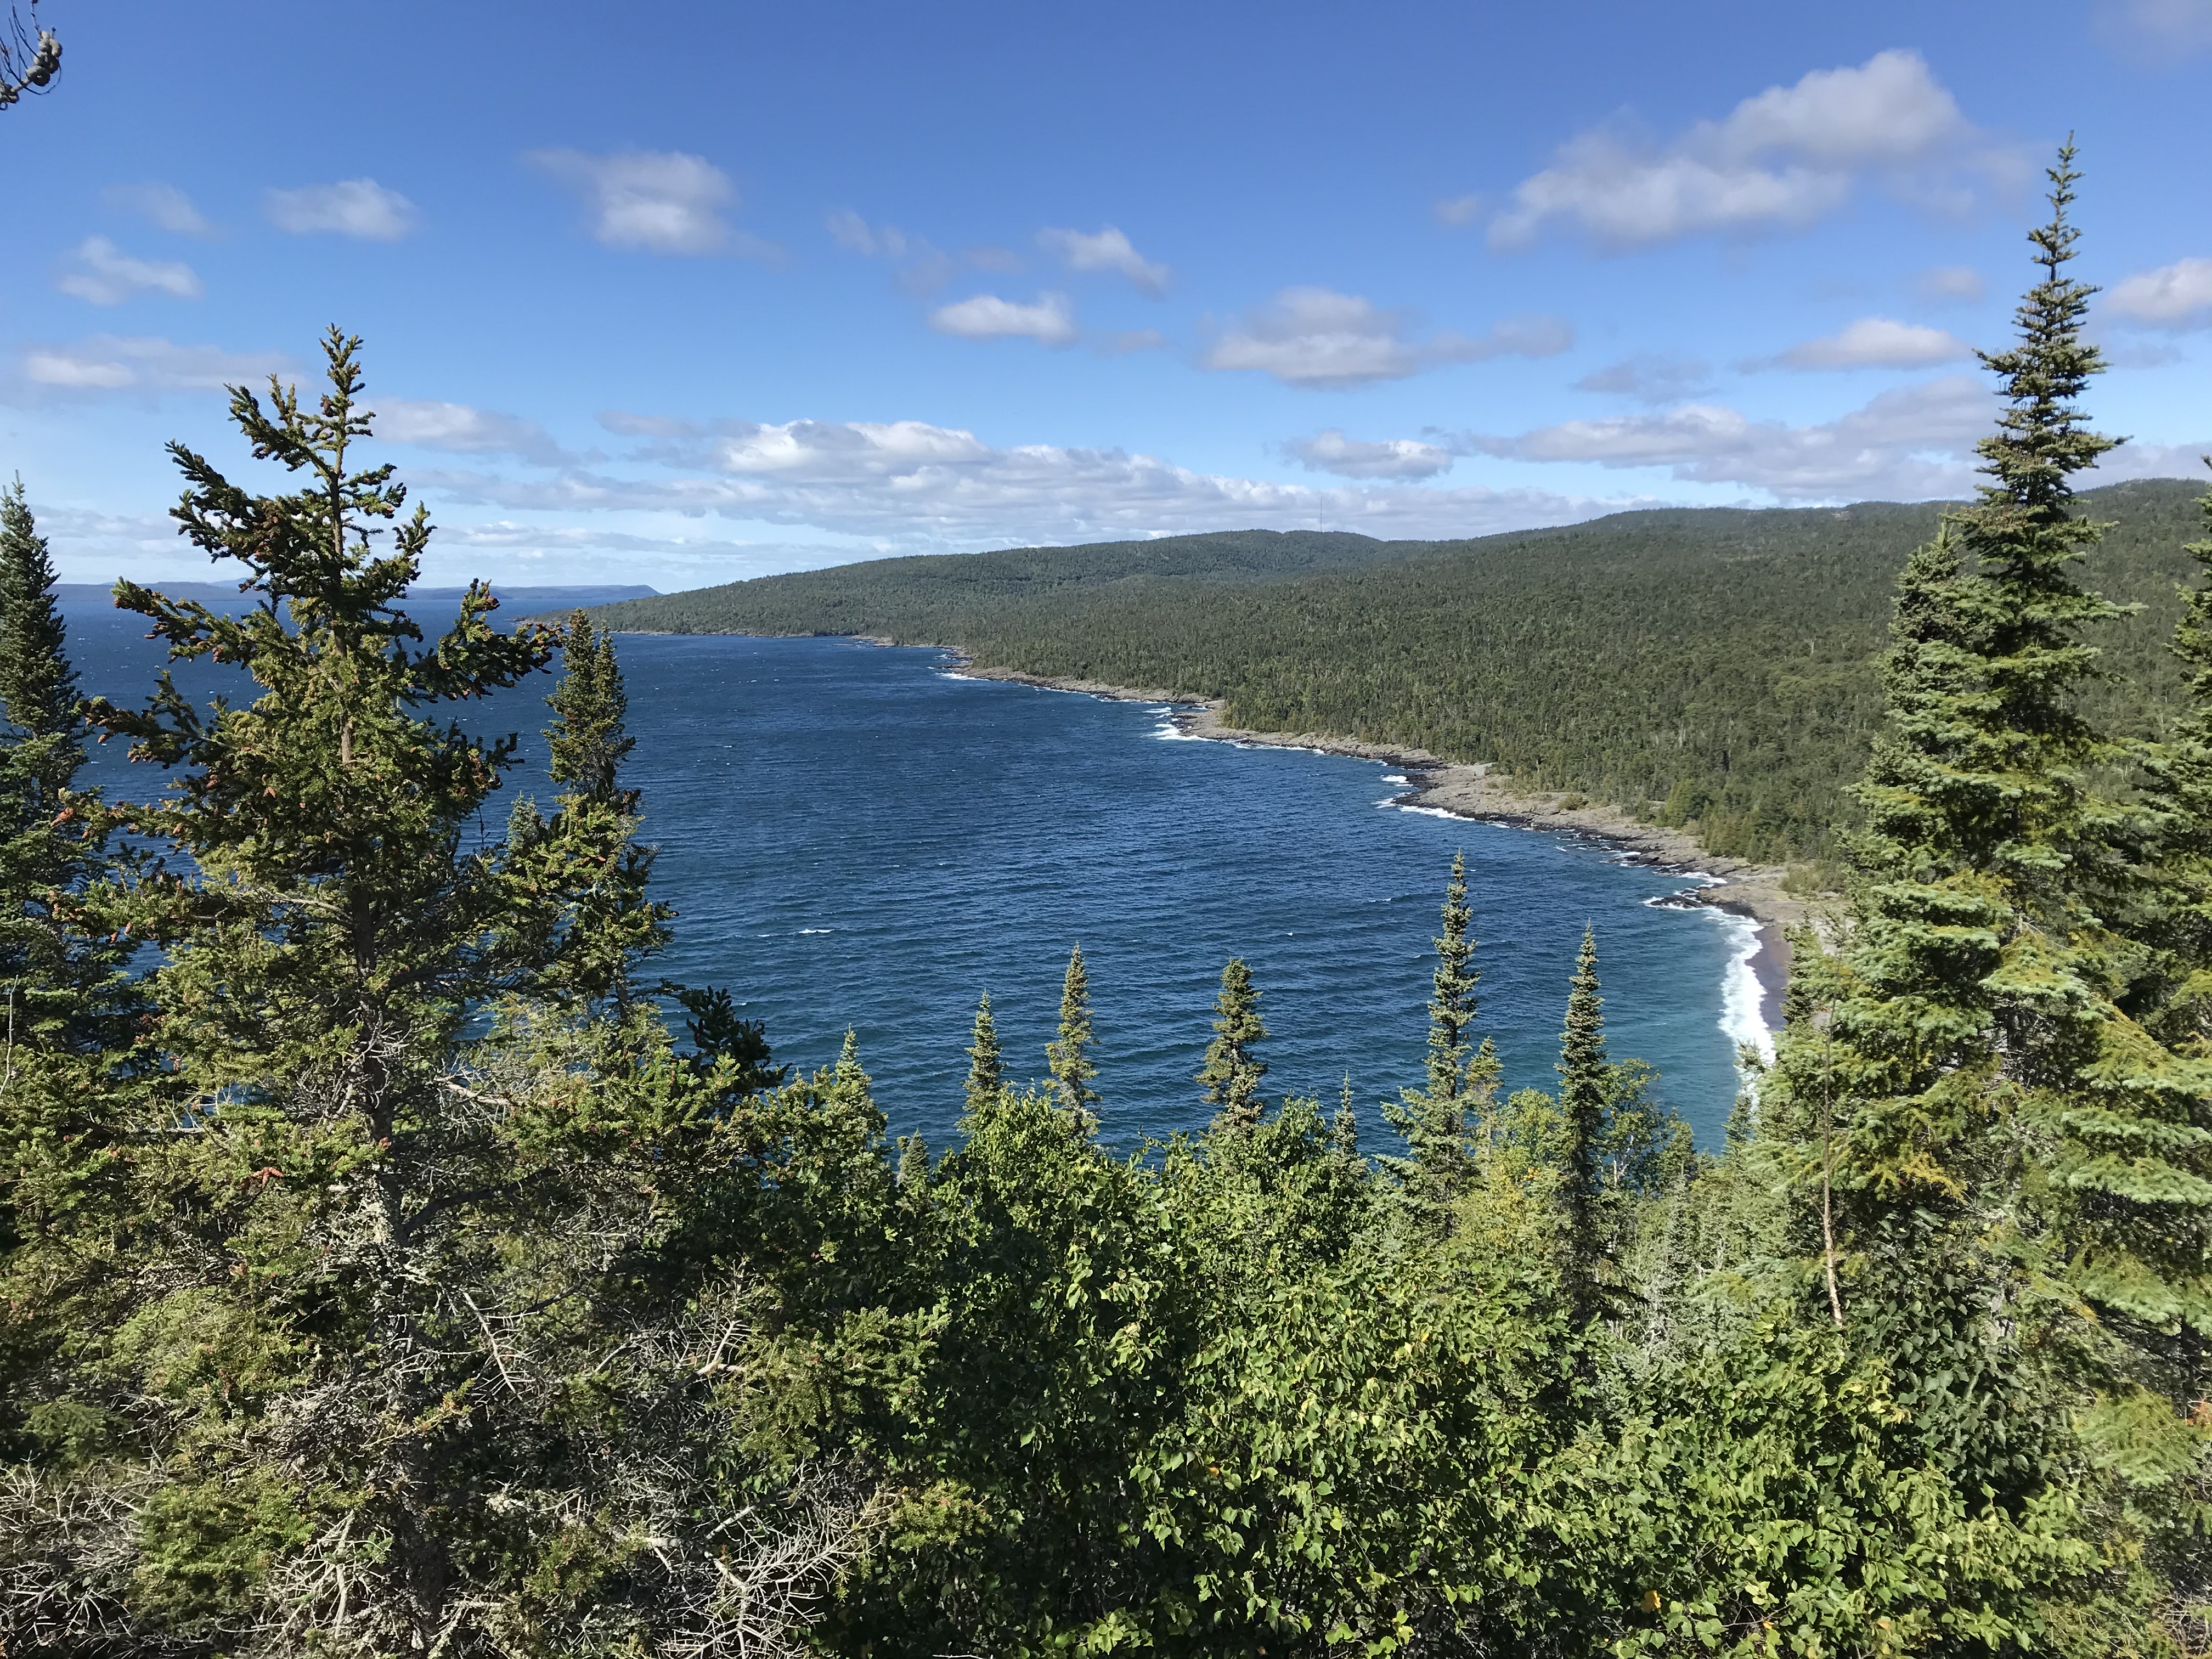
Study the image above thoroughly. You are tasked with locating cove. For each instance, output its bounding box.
[61,602,1763,1150]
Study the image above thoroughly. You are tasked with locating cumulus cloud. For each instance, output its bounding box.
[54,236,202,305]
[528,149,772,258]
[15,334,290,397]
[409,411,1633,547]
[1573,354,1714,404]
[264,178,420,241]
[2106,257,2212,329]
[1913,264,1985,302]
[1759,317,1973,370]
[1489,50,2013,251]
[373,399,573,466]
[1037,225,1169,294]
[1458,375,1994,499]
[1200,288,1572,388]
[928,292,1079,347]
[104,182,213,237]
[1282,430,1455,480]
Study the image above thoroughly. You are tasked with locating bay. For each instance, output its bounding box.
[60,594,1764,1150]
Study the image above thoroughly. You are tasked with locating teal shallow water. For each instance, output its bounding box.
[65,603,1763,1149]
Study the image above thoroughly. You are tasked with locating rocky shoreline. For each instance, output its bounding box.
[945,658,1818,1029]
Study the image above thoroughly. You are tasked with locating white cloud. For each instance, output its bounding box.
[2106,257,2212,329]
[825,209,951,291]
[528,149,771,258]
[1432,193,1485,227]
[1459,375,1993,499]
[1573,354,1714,403]
[16,335,289,396]
[54,236,202,305]
[1913,264,1985,302]
[374,399,572,466]
[264,178,420,241]
[413,413,1635,546]
[104,182,213,237]
[1037,225,1169,294]
[2098,0,2212,56]
[928,292,1079,347]
[1283,430,1455,480]
[1489,50,2011,251]
[1200,287,1571,388]
[1762,317,1973,370]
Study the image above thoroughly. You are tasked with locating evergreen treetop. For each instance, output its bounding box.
[1046,943,1099,1121]
[964,989,1003,1114]
[1197,956,1268,1132]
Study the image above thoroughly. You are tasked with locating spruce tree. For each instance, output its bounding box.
[546,607,636,808]
[1758,153,2212,1549]
[1197,956,1268,1133]
[2102,472,2212,1355]
[510,607,670,1009]
[1555,926,1609,1322]
[0,480,132,1056]
[3,332,868,1654]
[964,990,1003,1113]
[1389,852,1496,1195]
[1425,849,1478,1102]
[1046,944,1100,1122]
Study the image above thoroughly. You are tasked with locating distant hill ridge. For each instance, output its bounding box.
[61,582,657,610]
[578,479,2209,865]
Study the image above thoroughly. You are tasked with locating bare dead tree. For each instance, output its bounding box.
[0,0,59,109]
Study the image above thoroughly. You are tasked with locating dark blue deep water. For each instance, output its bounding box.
[60,592,1765,1150]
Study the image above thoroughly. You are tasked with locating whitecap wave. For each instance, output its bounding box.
[1381,773,1408,785]
[1152,721,1205,741]
[1712,910,1775,1065]
[797,927,836,935]
[1392,804,1464,821]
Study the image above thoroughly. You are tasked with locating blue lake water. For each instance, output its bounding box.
[60,592,1764,1150]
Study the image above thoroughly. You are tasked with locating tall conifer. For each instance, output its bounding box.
[1555,926,1609,1322]
[1390,852,1496,1194]
[1197,956,1268,1132]
[1426,850,1478,1102]
[0,479,134,1060]
[964,990,1003,1114]
[2,333,859,1652]
[1047,944,1099,1121]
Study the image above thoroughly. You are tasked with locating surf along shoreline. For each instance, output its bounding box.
[926,651,1809,1034]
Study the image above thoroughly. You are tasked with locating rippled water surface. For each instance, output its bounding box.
[65,600,1760,1148]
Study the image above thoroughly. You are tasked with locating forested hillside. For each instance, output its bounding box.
[588,479,2208,862]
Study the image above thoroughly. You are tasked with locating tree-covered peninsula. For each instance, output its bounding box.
[2,155,2208,1658]
[583,475,2205,870]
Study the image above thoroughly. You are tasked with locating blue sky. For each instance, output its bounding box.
[5,0,2210,590]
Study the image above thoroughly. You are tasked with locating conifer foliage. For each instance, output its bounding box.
[1196,955,1268,1131]
[1046,942,1099,1120]
[0,333,879,1656]
[1555,925,1609,1319]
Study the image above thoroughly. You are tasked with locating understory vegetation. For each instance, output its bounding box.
[2,156,2209,1657]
